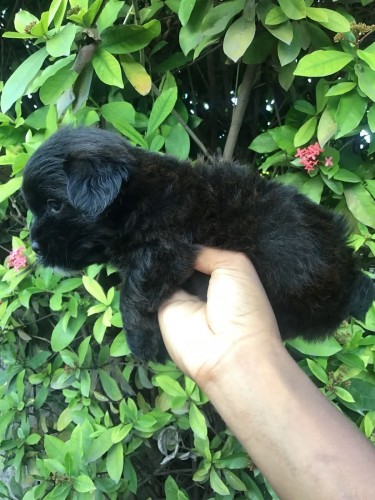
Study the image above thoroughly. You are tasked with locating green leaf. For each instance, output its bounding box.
[120,55,151,95]
[210,467,230,496]
[278,0,306,20]
[25,433,41,445]
[367,103,375,132]
[306,8,351,32]
[268,125,296,154]
[201,0,244,38]
[222,469,247,491]
[301,175,324,204]
[101,101,135,125]
[44,484,71,499]
[78,336,91,366]
[278,60,297,91]
[92,48,123,88]
[287,337,342,356]
[317,106,337,148]
[344,184,375,229]
[82,275,108,304]
[294,51,353,77]
[316,78,330,113]
[216,453,250,469]
[1,48,48,113]
[14,10,39,33]
[83,0,105,26]
[334,386,355,403]
[266,20,293,44]
[355,64,375,102]
[99,369,123,401]
[93,315,107,343]
[153,374,186,397]
[325,82,356,96]
[294,116,317,147]
[48,0,69,29]
[97,0,124,33]
[265,6,288,25]
[334,169,361,183]
[165,475,189,500]
[109,120,148,148]
[29,55,75,93]
[295,100,316,115]
[40,66,77,105]
[165,123,190,159]
[44,435,66,463]
[80,370,91,397]
[358,49,375,71]
[223,17,256,63]
[106,442,124,483]
[46,23,77,57]
[87,429,114,462]
[189,403,207,440]
[111,423,132,443]
[110,331,130,357]
[101,20,161,54]
[179,0,196,26]
[51,311,86,351]
[0,177,23,203]
[278,32,301,66]
[306,359,328,384]
[335,353,365,370]
[73,475,96,493]
[249,131,278,153]
[147,87,178,135]
[56,409,73,431]
[335,91,367,139]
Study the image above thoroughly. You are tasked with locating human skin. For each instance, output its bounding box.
[158,248,375,500]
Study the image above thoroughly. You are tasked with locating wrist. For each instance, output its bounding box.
[195,332,285,393]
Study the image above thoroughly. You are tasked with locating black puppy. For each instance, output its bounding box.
[22,127,374,361]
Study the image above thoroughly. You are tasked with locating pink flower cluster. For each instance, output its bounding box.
[7,247,27,271]
[295,142,333,172]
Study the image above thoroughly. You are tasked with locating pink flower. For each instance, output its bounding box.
[295,142,325,172]
[7,247,27,271]
[324,156,333,167]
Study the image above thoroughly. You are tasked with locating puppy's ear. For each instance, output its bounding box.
[63,158,129,218]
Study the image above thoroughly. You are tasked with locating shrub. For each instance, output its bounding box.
[0,0,374,498]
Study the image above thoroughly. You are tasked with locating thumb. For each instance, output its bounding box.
[158,290,204,335]
[158,290,212,361]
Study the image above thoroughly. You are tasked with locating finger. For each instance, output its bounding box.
[158,292,213,362]
[158,290,202,334]
[195,247,257,278]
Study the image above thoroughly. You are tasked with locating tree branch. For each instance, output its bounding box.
[223,64,257,161]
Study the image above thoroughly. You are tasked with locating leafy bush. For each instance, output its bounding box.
[0,0,374,498]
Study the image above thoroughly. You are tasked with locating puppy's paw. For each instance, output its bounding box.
[126,328,168,363]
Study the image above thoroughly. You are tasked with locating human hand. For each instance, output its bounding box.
[158,248,281,386]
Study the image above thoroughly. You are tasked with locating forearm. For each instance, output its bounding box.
[201,338,375,500]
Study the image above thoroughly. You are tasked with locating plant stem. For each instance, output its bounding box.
[223,64,257,161]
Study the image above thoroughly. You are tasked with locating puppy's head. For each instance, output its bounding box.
[22,127,133,271]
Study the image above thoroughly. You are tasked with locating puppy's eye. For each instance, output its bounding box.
[47,199,63,213]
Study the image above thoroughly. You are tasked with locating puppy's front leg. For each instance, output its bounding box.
[120,244,197,362]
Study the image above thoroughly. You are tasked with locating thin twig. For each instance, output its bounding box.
[223,64,257,161]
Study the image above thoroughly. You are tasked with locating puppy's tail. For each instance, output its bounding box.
[348,271,374,321]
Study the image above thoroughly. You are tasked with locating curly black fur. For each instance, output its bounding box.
[22,127,374,362]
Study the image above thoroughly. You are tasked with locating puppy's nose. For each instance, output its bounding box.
[31,241,41,255]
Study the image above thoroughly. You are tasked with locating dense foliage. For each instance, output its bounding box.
[0,0,374,498]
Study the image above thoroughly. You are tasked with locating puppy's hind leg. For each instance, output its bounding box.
[120,243,197,362]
